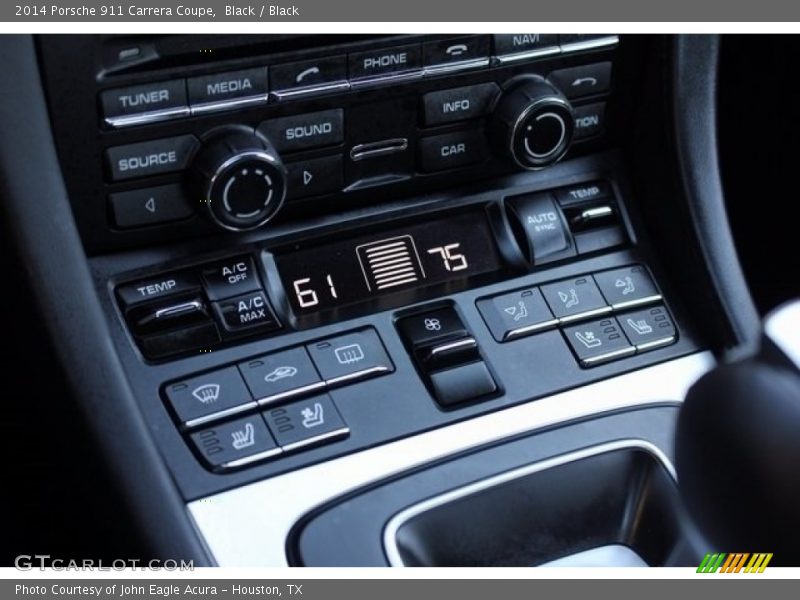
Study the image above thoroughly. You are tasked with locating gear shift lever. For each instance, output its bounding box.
[675,301,800,565]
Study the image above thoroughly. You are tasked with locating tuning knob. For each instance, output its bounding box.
[192,129,287,232]
[490,77,574,170]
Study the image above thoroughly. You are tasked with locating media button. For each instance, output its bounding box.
[188,67,268,112]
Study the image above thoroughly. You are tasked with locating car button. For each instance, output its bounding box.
[618,305,677,352]
[286,154,344,200]
[106,135,199,181]
[188,67,269,112]
[493,34,559,61]
[419,129,488,172]
[422,83,499,126]
[594,265,662,310]
[306,329,394,386]
[349,43,422,83]
[212,291,280,335]
[507,193,576,263]
[109,184,193,229]
[101,79,188,127]
[271,55,348,96]
[201,255,261,301]
[239,347,325,405]
[548,62,612,99]
[397,306,469,348]
[540,276,611,322]
[263,394,349,452]
[164,367,256,428]
[477,287,558,342]
[189,414,280,471]
[258,109,344,153]
[563,316,635,367]
[117,270,201,309]
[423,36,491,71]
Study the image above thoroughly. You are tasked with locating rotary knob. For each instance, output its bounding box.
[192,129,287,232]
[490,77,574,170]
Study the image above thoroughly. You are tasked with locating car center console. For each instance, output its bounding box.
[28,34,727,565]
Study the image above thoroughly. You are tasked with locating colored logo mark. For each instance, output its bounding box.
[697,552,773,573]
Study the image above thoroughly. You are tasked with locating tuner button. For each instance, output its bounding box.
[490,78,574,170]
[192,131,287,232]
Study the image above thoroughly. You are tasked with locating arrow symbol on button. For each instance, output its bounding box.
[303,170,313,185]
[145,197,156,213]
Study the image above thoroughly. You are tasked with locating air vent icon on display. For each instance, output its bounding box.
[191,383,220,404]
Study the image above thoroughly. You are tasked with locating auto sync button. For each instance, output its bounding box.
[593,265,662,310]
[258,109,344,153]
[188,67,269,112]
[109,183,193,229]
[507,193,576,263]
[239,346,324,405]
[477,287,558,342]
[540,276,611,322]
[263,393,349,452]
[165,366,256,428]
[106,135,199,181]
[201,255,261,301]
[306,329,394,386]
[190,414,280,471]
[422,82,499,126]
[101,79,188,126]
[563,316,635,367]
[419,129,488,172]
[349,43,422,83]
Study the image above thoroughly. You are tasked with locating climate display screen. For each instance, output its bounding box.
[275,211,503,314]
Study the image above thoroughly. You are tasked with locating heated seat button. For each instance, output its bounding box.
[540,276,611,322]
[429,361,497,407]
[594,265,662,310]
[164,367,256,428]
[548,62,612,99]
[286,154,344,200]
[618,304,677,352]
[212,291,280,335]
[477,287,558,342]
[258,109,344,153]
[306,329,394,386]
[397,306,469,348]
[187,67,268,110]
[239,347,324,405]
[507,193,575,263]
[263,394,349,452]
[101,79,188,125]
[563,316,635,367]
[419,129,488,172]
[349,43,422,82]
[109,184,193,229]
[201,255,261,301]
[189,414,280,471]
[422,83,499,126]
[106,135,199,181]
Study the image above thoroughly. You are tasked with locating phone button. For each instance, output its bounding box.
[270,55,348,98]
[423,35,491,71]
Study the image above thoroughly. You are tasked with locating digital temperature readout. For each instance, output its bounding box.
[275,211,504,314]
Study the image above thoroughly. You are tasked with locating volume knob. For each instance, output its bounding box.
[192,130,287,232]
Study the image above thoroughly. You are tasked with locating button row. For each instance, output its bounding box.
[189,393,349,471]
[101,35,618,128]
[164,328,392,429]
[477,265,662,342]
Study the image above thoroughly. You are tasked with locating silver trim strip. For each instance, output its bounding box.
[560,36,620,55]
[271,81,350,102]
[558,305,613,324]
[350,138,409,161]
[222,446,283,470]
[383,439,675,567]
[764,300,800,369]
[154,300,203,320]
[580,345,636,366]
[636,336,677,353]
[256,381,328,408]
[429,337,477,356]
[423,58,491,76]
[281,427,351,453]
[189,95,268,115]
[349,70,424,88]
[504,319,560,341]
[104,106,190,128]
[611,295,663,311]
[496,46,561,64]
[572,205,614,226]
[187,351,714,566]
[182,401,259,430]
[326,365,392,387]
